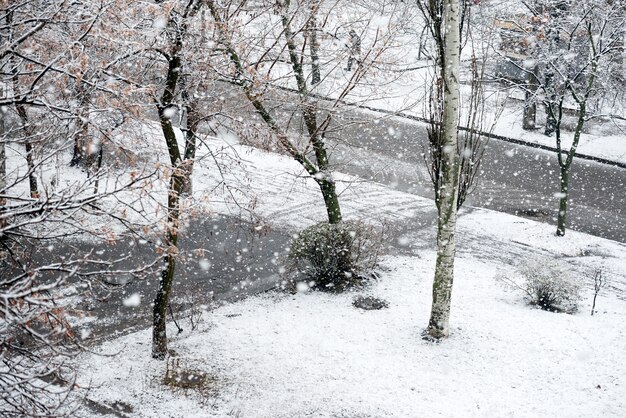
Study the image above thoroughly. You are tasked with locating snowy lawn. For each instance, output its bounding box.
[75,227,626,417]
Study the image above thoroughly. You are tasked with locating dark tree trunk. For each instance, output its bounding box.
[556,166,569,236]
[307,0,321,84]
[523,66,539,130]
[317,178,342,224]
[70,89,91,168]
[92,145,104,195]
[0,106,6,235]
[152,170,184,359]
[10,54,39,198]
[543,72,558,136]
[15,104,39,198]
[555,99,586,237]
[24,141,38,198]
[151,3,199,357]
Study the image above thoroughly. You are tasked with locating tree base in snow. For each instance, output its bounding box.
[421,326,447,342]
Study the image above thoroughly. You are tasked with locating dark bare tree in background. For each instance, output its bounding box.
[493,0,625,236]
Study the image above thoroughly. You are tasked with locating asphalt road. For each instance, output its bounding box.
[323,107,626,243]
[241,81,625,242]
[20,85,622,347]
[52,215,293,343]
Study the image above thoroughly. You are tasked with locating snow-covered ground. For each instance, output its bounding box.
[320,58,626,166]
[7,2,622,415]
[72,136,626,417]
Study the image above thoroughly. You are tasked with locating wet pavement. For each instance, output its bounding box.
[324,108,626,243]
[55,215,293,344]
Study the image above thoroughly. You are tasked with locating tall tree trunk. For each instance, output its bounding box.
[181,85,199,196]
[151,3,199,356]
[152,169,184,359]
[522,65,539,130]
[543,71,558,137]
[307,0,321,85]
[8,21,38,198]
[425,0,461,340]
[302,101,342,224]
[92,145,104,195]
[556,165,569,236]
[553,20,597,236]
[13,101,39,198]
[0,105,6,235]
[152,90,183,359]
[556,100,585,236]
[70,88,91,167]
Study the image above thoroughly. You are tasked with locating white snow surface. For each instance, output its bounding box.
[76,254,626,417]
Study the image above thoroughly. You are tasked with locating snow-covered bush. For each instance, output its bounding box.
[285,221,385,292]
[499,257,583,313]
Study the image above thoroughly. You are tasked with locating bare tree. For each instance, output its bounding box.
[532,0,625,236]
[0,1,162,414]
[550,2,623,236]
[493,0,625,236]
[78,0,222,360]
[205,0,400,225]
[419,0,462,340]
[150,0,204,360]
[591,268,606,316]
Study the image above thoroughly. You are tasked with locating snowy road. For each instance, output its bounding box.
[323,107,626,243]
[52,87,626,348]
[218,83,626,242]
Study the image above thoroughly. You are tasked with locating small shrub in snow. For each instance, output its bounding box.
[590,268,607,316]
[285,220,385,292]
[498,257,582,313]
[163,358,216,396]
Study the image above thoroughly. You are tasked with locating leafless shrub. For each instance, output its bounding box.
[169,290,213,334]
[498,256,582,313]
[590,268,607,316]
